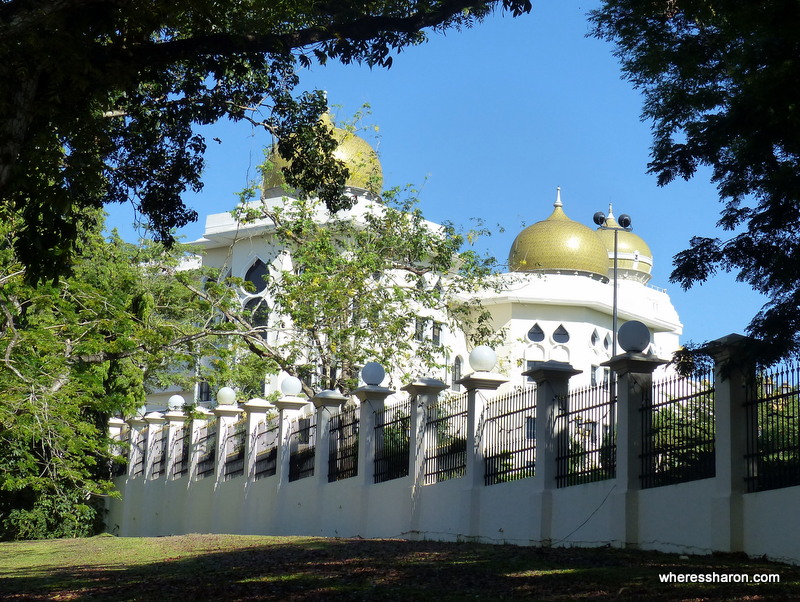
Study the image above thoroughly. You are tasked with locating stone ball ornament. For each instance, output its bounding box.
[281,375,303,396]
[167,394,185,410]
[361,362,386,386]
[618,320,651,353]
[469,345,497,372]
[216,386,237,405]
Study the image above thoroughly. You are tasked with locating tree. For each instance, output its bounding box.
[1,0,531,283]
[0,208,271,539]
[590,0,800,364]
[187,174,505,396]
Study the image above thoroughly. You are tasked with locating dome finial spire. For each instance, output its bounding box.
[608,203,614,218]
[555,186,563,208]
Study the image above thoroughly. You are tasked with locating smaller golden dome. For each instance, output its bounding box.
[508,189,610,278]
[263,114,383,193]
[595,208,653,279]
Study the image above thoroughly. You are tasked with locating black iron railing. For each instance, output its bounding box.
[223,420,246,481]
[171,427,190,479]
[555,382,616,487]
[130,427,147,478]
[253,417,279,480]
[374,399,411,483]
[745,362,800,492]
[196,422,217,479]
[424,393,468,484]
[150,427,168,479]
[328,407,359,482]
[288,415,316,481]
[484,386,537,486]
[641,371,715,488]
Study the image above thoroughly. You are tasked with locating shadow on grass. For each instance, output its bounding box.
[2,537,799,601]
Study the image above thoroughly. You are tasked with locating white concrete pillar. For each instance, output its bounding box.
[706,334,751,553]
[523,361,581,544]
[456,346,508,538]
[602,351,667,547]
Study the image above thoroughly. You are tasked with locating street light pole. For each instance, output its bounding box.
[593,208,632,358]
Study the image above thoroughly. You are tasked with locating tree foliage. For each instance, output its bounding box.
[0,0,531,283]
[591,0,800,363]
[203,175,505,395]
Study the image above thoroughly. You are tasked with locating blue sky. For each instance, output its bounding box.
[107,1,767,346]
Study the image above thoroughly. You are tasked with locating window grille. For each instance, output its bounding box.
[555,381,616,487]
[374,399,411,483]
[641,371,715,488]
[745,361,800,492]
[196,422,217,479]
[253,417,279,480]
[328,407,359,482]
[288,414,316,481]
[484,386,537,485]
[424,393,468,484]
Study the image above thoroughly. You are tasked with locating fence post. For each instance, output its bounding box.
[603,351,666,547]
[242,398,275,479]
[163,401,187,480]
[402,376,448,534]
[312,389,348,483]
[705,333,751,553]
[523,361,580,544]
[213,389,244,483]
[353,363,395,487]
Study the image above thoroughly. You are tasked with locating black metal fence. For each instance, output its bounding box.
[745,361,800,492]
[288,415,316,481]
[424,392,468,484]
[642,370,715,488]
[223,419,246,481]
[130,427,147,478]
[171,426,190,479]
[374,399,411,483]
[328,407,359,482]
[196,422,217,479]
[555,382,616,487]
[150,427,168,479]
[484,386,537,486]
[253,417,279,480]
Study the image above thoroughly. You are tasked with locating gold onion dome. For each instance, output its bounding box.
[263,113,383,193]
[595,206,653,279]
[508,189,610,279]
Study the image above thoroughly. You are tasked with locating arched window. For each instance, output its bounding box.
[553,324,570,344]
[452,356,463,392]
[527,323,545,342]
[244,297,270,331]
[591,329,599,347]
[604,334,612,351]
[245,259,268,294]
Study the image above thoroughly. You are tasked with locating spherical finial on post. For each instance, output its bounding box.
[469,345,497,372]
[217,387,237,405]
[618,320,650,353]
[280,376,303,396]
[167,394,185,410]
[361,362,386,386]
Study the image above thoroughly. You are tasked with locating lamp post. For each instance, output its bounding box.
[592,208,632,359]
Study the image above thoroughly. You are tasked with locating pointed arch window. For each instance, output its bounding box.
[245,259,268,294]
[591,329,599,347]
[452,356,463,392]
[553,324,570,344]
[527,323,545,342]
[244,297,270,334]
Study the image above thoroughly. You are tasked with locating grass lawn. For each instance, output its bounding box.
[1,533,799,600]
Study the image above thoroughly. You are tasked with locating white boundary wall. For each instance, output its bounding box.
[106,337,800,565]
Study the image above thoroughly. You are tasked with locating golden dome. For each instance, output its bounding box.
[508,190,610,278]
[263,114,383,193]
[595,209,653,278]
